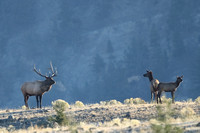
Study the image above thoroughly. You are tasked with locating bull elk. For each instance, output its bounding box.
[21,62,57,109]
[143,70,159,103]
[157,76,183,104]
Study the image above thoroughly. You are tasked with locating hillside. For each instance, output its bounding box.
[0,0,200,108]
[0,99,200,133]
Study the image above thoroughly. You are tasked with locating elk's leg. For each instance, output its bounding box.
[156,93,159,104]
[171,92,175,103]
[39,95,42,109]
[154,91,157,103]
[36,96,39,108]
[158,91,162,104]
[24,95,27,107]
[151,92,153,103]
[157,92,159,104]
[24,95,29,108]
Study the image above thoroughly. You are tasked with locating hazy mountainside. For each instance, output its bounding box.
[0,0,200,108]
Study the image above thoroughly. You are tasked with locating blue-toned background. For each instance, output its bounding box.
[0,0,199,108]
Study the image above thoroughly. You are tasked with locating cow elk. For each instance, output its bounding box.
[21,62,57,109]
[157,76,183,104]
[143,70,159,103]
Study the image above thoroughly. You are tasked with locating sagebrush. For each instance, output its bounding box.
[50,99,72,126]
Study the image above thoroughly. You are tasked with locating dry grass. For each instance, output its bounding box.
[0,98,200,133]
[195,96,200,104]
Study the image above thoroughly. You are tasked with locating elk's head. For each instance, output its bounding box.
[45,77,56,85]
[176,75,183,83]
[143,70,152,78]
[34,62,57,85]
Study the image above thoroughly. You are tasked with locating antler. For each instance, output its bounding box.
[49,61,57,78]
[33,65,47,78]
[146,69,152,72]
[33,62,57,78]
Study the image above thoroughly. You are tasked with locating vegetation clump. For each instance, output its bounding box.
[49,99,71,126]
[122,118,141,126]
[180,107,196,119]
[103,118,141,127]
[160,95,172,104]
[150,102,184,133]
[186,98,193,103]
[52,99,70,111]
[21,105,27,110]
[74,101,85,108]
[195,96,200,104]
[107,100,122,105]
[100,100,122,105]
[124,98,146,104]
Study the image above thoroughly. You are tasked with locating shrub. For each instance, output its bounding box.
[52,99,70,112]
[132,98,146,104]
[160,95,172,104]
[50,99,71,126]
[124,99,130,104]
[100,101,107,105]
[195,96,200,104]
[151,123,183,133]
[111,118,121,126]
[100,100,122,106]
[104,118,141,127]
[156,103,174,122]
[21,105,27,110]
[74,101,85,108]
[124,98,146,104]
[186,98,193,103]
[180,107,196,119]
[129,119,140,126]
[150,102,184,133]
[107,100,122,105]
[7,125,15,132]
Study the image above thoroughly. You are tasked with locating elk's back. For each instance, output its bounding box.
[158,82,177,92]
[21,81,42,96]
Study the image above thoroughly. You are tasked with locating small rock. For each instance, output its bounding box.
[89,127,96,132]
[36,110,43,113]
[77,127,84,131]
[43,109,49,113]
[7,125,15,132]
[125,112,131,118]
[37,119,50,128]
[197,122,200,127]
[126,126,132,132]
[17,117,23,122]
[8,115,14,120]
[91,114,96,117]
[52,122,59,128]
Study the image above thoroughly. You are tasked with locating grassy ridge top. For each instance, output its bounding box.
[0,98,200,132]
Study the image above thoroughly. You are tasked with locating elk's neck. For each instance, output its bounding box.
[148,74,154,82]
[175,80,181,87]
[41,81,53,92]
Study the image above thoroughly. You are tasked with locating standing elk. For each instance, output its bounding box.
[157,76,183,104]
[21,62,57,109]
[143,70,160,103]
